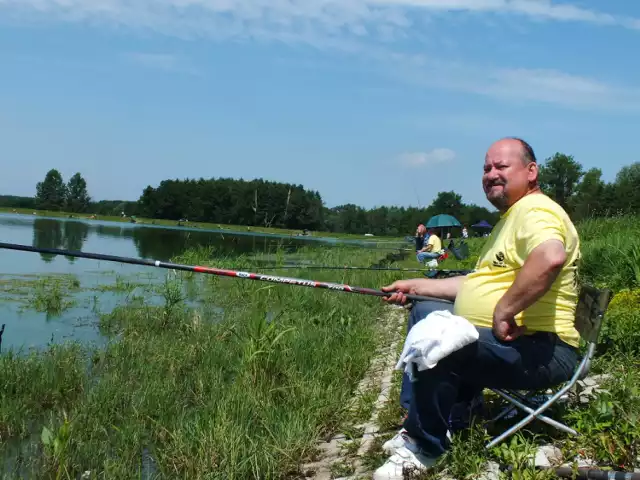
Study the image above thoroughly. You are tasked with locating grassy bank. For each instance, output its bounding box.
[0,208,406,243]
[0,246,412,479]
[2,215,638,478]
[369,215,640,477]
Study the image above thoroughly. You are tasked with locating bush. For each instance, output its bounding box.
[565,361,640,470]
[598,289,640,356]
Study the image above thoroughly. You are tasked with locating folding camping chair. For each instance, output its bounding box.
[450,240,470,261]
[484,284,613,449]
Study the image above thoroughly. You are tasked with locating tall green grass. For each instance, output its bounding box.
[578,215,640,291]
[0,344,87,441]
[0,246,404,478]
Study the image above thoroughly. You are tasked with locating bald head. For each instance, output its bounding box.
[483,137,540,212]
[487,137,537,166]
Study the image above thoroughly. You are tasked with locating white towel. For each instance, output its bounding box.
[395,310,479,381]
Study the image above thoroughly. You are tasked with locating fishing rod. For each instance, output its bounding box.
[549,466,640,480]
[0,242,442,304]
[500,464,640,480]
[257,264,472,274]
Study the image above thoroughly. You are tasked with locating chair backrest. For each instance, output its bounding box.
[450,241,470,261]
[574,284,613,344]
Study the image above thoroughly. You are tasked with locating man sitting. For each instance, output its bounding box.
[416,228,442,265]
[375,137,582,479]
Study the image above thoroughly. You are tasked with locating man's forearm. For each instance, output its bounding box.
[414,276,464,302]
[495,240,566,319]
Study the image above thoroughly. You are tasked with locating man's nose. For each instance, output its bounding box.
[484,169,499,181]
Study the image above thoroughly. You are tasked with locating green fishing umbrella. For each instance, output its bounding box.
[426,214,461,228]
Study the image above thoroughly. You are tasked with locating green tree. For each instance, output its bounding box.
[571,168,606,220]
[429,191,462,216]
[430,191,463,216]
[612,162,640,214]
[66,173,91,213]
[35,169,68,211]
[538,153,584,212]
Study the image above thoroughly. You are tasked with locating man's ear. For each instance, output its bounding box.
[528,162,538,183]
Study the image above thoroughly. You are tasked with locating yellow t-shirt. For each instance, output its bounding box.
[426,234,442,252]
[453,193,581,348]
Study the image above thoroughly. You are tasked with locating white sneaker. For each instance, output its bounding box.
[373,445,439,480]
[382,429,421,455]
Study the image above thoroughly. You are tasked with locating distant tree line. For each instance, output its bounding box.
[323,191,500,236]
[2,153,638,235]
[135,179,499,234]
[138,178,324,230]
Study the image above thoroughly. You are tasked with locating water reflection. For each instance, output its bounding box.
[32,219,89,263]
[29,218,288,261]
[133,228,200,260]
[0,213,347,353]
[64,221,90,256]
[94,224,131,239]
[10,213,392,266]
[88,223,297,260]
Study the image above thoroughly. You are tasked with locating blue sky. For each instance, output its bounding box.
[1,1,639,211]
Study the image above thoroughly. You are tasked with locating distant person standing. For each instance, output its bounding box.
[414,224,427,252]
[462,226,469,239]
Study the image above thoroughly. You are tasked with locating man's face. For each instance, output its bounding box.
[482,140,536,211]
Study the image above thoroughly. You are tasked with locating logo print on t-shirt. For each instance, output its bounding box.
[493,251,507,268]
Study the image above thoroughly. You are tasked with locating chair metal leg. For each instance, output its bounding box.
[492,389,577,433]
[491,391,548,423]
[485,345,594,449]
[486,389,578,449]
[491,404,518,423]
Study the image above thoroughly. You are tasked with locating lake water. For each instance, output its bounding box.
[0,214,402,353]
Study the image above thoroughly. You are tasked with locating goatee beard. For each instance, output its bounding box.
[489,194,509,212]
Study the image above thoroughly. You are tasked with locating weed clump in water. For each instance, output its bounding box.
[28,278,78,316]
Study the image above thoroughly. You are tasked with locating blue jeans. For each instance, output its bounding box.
[400,300,580,457]
[417,251,440,263]
[400,301,486,431]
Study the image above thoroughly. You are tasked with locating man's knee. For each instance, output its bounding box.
[408,299,454,329]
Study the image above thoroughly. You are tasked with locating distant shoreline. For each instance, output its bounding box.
[0,207,406,243]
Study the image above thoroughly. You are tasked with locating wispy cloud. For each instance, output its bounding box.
[121,52,199,75]
[378,54,640,112]
[2,0,639,44]
[1,0,639,111]
[398,148,456,167]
